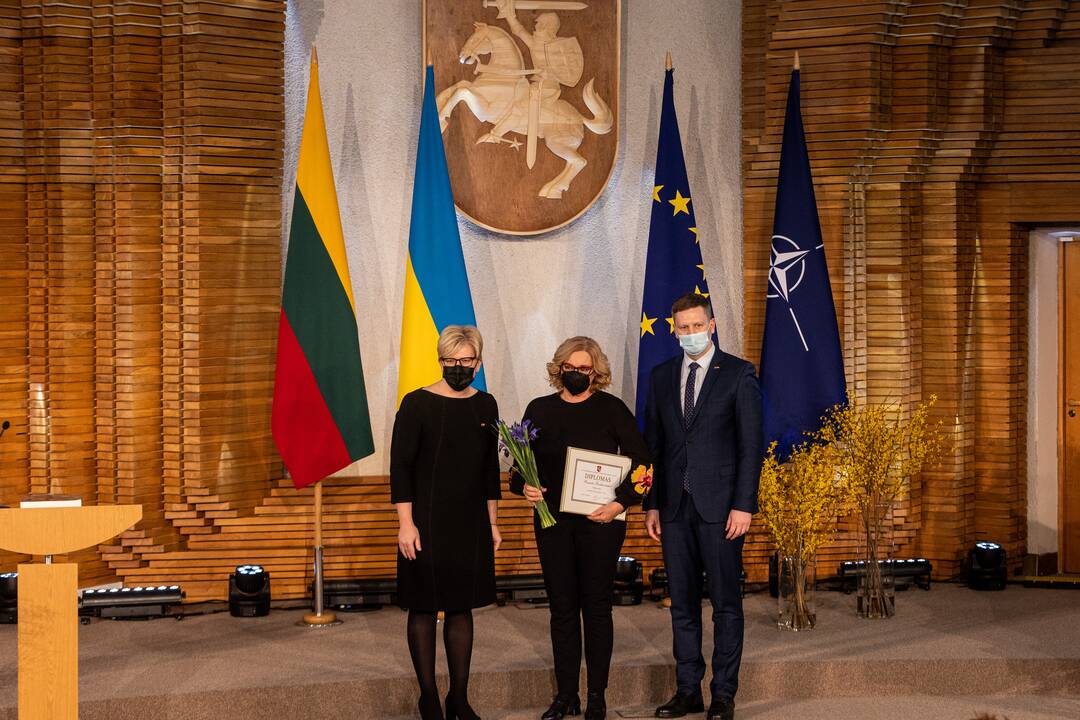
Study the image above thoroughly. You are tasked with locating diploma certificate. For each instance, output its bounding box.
[560,447,633,521]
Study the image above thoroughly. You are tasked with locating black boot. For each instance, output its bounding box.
[584,691,606,720]
[541,694,581,720]
[445,693,481,720]
[418,693,445,720]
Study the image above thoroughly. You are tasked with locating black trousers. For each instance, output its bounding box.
[536,513,626,697]
[661,492,745,700]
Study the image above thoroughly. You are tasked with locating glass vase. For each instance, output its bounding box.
[777,552,816,631]
[857,501,896,619]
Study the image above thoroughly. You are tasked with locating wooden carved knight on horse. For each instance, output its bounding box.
[437,0,613,200]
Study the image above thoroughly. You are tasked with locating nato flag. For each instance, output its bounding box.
[635,67,712,429]
[759,64,846,459]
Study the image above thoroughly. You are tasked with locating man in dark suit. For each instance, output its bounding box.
[643,293,763,720]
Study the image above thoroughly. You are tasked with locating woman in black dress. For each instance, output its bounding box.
[391,325,501,720]
[511,336,651,720]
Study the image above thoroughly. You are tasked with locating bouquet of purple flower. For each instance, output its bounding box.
[495,419,556,528]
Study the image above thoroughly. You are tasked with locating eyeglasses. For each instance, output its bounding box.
[440,356,478,367]
[561,363,594,375]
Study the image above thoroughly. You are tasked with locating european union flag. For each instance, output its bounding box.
[635,67,711,428]
[760,63,846,459]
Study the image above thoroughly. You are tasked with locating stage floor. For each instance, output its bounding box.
[1,585,1079,719]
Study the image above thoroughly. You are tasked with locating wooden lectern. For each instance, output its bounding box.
[0,505,141,720]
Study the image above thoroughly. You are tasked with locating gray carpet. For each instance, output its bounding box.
[0,585,1078,719]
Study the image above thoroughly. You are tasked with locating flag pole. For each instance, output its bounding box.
[666,50,672,71]
[300,481,341,627]
[296,41,339,628]
[794,50,800,70]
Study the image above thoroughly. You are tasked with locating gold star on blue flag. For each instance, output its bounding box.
[635,65,713,428]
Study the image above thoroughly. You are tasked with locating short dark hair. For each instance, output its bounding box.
[671,292,713,320]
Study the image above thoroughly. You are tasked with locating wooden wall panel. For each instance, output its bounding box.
[4,0,1077,602]
[0,1,285,592]
[0,0,27,574]
[744,0,1080,580]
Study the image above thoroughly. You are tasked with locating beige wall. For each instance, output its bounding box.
[284,0,743,471]
[1027,230,1066,557]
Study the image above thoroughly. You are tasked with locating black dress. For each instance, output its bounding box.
[390,388,501,612]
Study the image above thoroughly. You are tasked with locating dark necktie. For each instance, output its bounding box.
[683,361,700,429]
[682,362,699,492]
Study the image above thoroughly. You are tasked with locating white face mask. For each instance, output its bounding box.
[678,331,710,356]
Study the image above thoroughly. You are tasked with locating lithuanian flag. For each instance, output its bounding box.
[396,65,486,404]
[272,50,374,489]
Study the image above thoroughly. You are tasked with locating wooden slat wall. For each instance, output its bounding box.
[3,1,1077,602]
[0,0,285,592]
[744,0,1080,579]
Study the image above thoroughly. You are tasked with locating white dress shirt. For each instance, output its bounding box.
[679,342,715,414]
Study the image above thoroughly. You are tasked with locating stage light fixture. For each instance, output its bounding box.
[648,567,669,601]
[612,556,643,606]
[0,572,17,624]
[229,564,271,617]
[968,542,1007,591]
[701,569,749,600]
[80,585,184,619]
[495,574,548,604]
[838,558,932,593]
[319,578,396,611]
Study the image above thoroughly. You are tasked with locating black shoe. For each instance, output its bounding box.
[655,692,705,718]
[541,695,581,720]
[707,697,734,720]
[418,693,445,720]
[584,691,606,720]
[445,693,480,720]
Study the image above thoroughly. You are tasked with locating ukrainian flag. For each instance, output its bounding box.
[397,65,486,403]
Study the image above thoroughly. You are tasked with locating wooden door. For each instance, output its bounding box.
[1063,241,1080,574]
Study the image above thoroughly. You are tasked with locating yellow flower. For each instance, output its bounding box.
[631,464,653,495]
[758,440,841,562]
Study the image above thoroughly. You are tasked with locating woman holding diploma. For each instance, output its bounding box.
[391,325,502,720]
[511,336,651,720]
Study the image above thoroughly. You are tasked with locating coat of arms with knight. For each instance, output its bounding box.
[424,0,621,235]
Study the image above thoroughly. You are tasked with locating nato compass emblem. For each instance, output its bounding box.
[767,234,825,352]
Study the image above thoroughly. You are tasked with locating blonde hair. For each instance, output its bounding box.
[437,325,483,360]
[545,336,612,392]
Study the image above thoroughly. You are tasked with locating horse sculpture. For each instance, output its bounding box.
[436,22,613,200]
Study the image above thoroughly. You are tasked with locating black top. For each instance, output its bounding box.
[390,388,501,611]
[510,391,651,513]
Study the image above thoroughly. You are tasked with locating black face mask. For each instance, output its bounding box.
[561,370,590,397]
[443,365,475,392]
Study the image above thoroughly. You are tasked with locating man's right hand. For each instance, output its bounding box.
[645,509,662,543]
[523,483,546,505]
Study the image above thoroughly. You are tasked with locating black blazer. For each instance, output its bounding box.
[642,349,764,524]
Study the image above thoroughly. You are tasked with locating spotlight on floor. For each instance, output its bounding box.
[495,574,547,604]
[612,556,643,606]
[0,572,17,624]
[319,578,396,611]
[768,554,780,598]
[838,558,933,592]
[648,567,669,601]
[968,542,1007,591]
[229,564,271,617]
[80,585,184,620]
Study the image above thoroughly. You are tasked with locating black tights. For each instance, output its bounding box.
[407,609,475,707]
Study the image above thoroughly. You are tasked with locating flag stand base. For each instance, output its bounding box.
[298,611,342,628]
